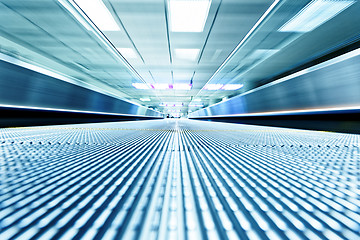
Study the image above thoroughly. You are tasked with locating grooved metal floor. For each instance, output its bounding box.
[1,119,360,240]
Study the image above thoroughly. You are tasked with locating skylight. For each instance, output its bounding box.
[279,0,355,32]
[74,0,120,31]
[169,0,211,32]
[175,49,200,61]
[117,48,137,59]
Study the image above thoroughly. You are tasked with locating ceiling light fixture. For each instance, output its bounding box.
[204,84,223,90]
[160,102,183,107]
[279,0,355,32]
[140,98,151,102]
[222,84,244,90]
[117,48,137,59]
[153,83,170,90]
[132,83,151,89]
[173,83,192,90]
[74,0,120,31]
[175,49,200,61]
[169,0,211,32]
[189,103,204,107]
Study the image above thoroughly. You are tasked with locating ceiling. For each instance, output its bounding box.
[0,0,359,117]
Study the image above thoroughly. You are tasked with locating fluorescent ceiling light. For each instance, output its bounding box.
[203,83,243,90]
[204,84,223,90]
[193,98,202,102]
[189,104,203,107]
[169,0,211,32]
[153,83,170,90]
[140,98,151,102]
[173,83,192,90]
[132,83,151,89]
[160,102,183,107]
[117,48,137,59]
[222,84,244,90]
[279,0,355,32]
[74,0,120,31]
[175,49,200,61]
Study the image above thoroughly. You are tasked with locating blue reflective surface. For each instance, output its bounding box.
[1,119,359,240]
[0,58,161,118]
[190,49,360,118]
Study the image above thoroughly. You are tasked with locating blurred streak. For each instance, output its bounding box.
[0,57,162,117]
[189,47,360,118]
[191,0,282,103]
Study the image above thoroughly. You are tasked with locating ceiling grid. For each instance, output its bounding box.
[0,0,359,116]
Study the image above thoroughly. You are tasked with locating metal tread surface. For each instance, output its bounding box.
[1,119,359,240]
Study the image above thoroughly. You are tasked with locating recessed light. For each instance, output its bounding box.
[74,0,120,31]
[169,0,211,32]
[279,0,355,32]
